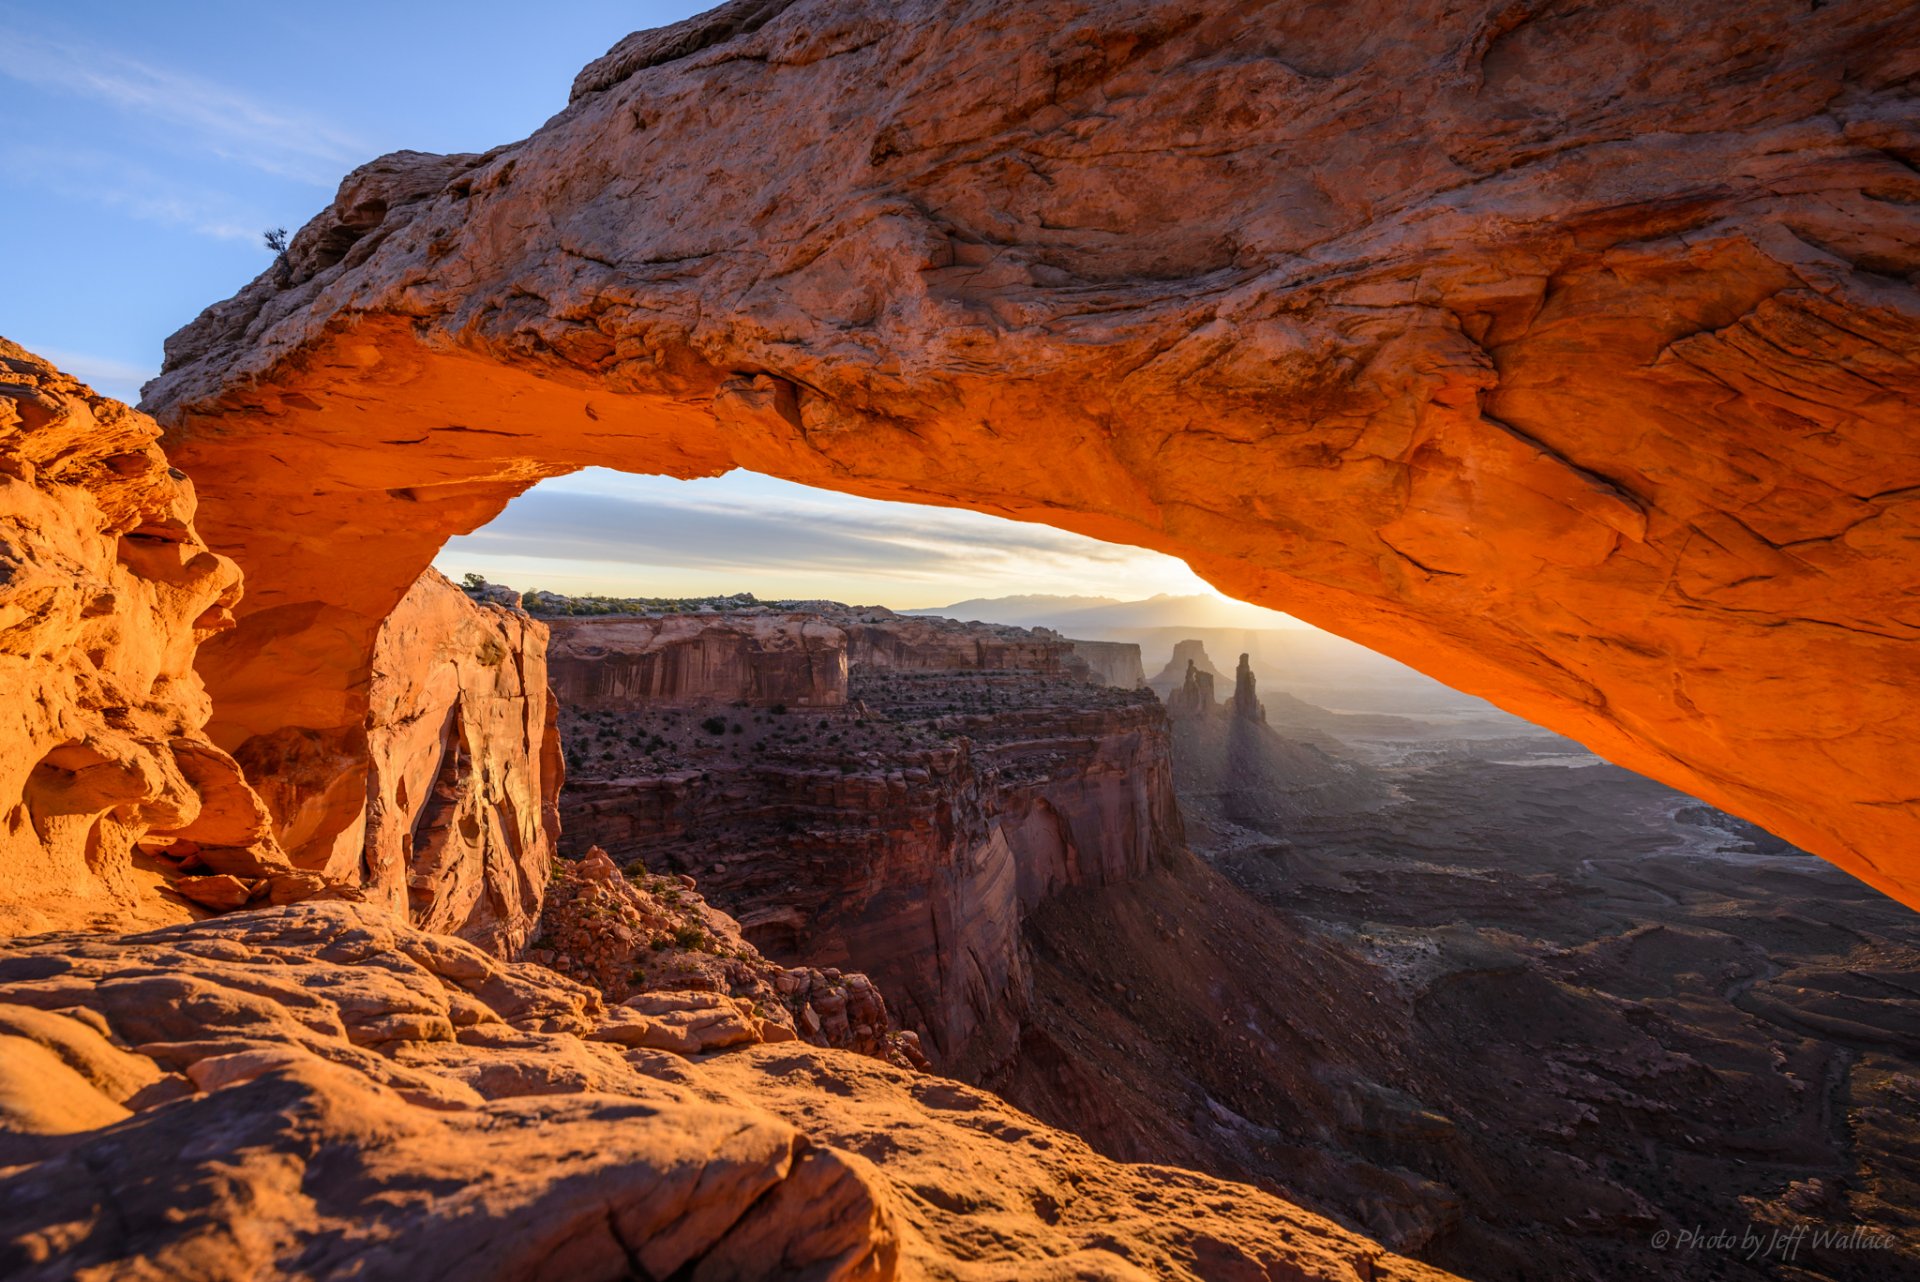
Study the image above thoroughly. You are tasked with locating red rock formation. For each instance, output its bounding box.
[841,615,1082,674]
[142,0,1920,909]
[0,342,290,934]
[560,662,1184,1076]
[237,570,559,951]
[547,612,849,709]
[532,846,929,1068]
[368,572,561,951]
[0,899,1459,1282]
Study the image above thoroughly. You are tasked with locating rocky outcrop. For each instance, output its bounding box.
[559,659,1184,1077]
[547,612,849,709]
[1165,661,1218,721]
[1070,638,1146,688]
[143,0,1920,909]
[1231,652,1266,723]
[1149,640,1224,699]
[0,342,291,935]
[531,846,928,1068]
[370,572,560,951]
[0,899,1458,1282]
[230,570,560,951]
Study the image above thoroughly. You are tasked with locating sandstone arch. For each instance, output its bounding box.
[144,0,1920,906]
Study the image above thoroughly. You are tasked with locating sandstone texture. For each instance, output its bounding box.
[0,898,1458,1282]
[0,341,290,934]
[368,571,561,950]
[240,569,560,951]
[141,0,1920,907]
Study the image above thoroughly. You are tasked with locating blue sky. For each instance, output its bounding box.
[0,1,1253,610]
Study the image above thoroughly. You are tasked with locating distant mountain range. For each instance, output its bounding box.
[908,593,1303,635]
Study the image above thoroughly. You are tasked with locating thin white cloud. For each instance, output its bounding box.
[435,470,1218,607]
[1,141,270,242]
[25,346,156,402]
[0,25,368,185]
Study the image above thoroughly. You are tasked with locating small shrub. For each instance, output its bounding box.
[701,716,727,735]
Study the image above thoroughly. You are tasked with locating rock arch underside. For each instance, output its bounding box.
[143,0,1920,911]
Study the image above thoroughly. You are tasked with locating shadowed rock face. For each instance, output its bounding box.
[548,612,851,709]
[144,0,1920,905]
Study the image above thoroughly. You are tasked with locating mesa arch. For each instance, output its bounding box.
[144,0,1920,907]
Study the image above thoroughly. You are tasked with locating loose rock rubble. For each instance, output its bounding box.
[531,847,928,1068]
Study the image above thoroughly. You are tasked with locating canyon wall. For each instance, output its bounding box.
[841,616,1085,675]
[142,0,1920,909]
[0,341,289,934]
[547,613,848,709]
[550,608,1183,1075]
[1069,638,1146,688]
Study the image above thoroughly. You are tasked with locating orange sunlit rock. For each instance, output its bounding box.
[0,341,290,933]
[144,0,1920,908]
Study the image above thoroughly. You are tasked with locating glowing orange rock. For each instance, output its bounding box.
[0,340,289,934]
[145,0,1920,908]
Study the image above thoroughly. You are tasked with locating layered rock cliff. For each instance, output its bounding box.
[547,611,849,709]
[1070,638,1146,688]
[142,0,1920,908]
[0,342,289,934]
[548,606,1183,1076]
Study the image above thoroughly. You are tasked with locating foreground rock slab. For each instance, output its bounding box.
[0,901,1457,1281]
[143,0,1920,907]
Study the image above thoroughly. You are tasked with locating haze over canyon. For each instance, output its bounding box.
[2,1,1918,1279]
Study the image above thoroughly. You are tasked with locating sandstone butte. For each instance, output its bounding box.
[139,0,1920,909]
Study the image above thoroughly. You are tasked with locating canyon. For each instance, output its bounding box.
[527,598,1920,1279]
[3,0,1918,1277]
[0,349,1447,1280]
[545,599,1178,1078]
